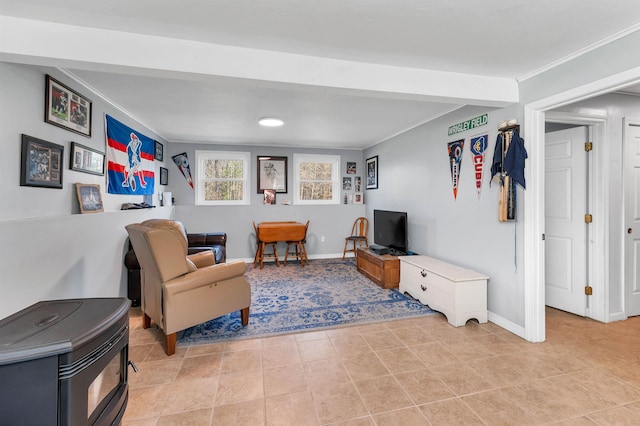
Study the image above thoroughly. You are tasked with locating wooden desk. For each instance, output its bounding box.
[257,222,306,268]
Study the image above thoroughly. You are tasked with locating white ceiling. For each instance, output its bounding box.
[2,0,640,148]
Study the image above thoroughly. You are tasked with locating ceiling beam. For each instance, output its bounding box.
[0,15,518,107]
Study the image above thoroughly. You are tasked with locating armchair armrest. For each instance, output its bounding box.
[187,250,215,268]
[163,260,247,296]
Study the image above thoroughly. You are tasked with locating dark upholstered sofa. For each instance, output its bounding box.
[124,223,227,307]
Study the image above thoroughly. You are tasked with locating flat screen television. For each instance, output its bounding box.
[373,209,408,254]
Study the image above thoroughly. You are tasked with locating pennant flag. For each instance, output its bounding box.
[447,139,465,199]
[172,152,194,189]
[105,114,155,194]
[470,134,488,199]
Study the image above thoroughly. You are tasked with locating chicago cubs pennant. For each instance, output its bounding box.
[447,139,465,199]
[105,114,155,195]
[470,134,488,199]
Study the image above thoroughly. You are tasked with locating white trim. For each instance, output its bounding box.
[524,68,640,342]
[488,311,526,339]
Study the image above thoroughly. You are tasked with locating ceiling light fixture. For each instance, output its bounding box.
[258,117,284,127]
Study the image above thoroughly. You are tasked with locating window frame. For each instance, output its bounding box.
[195,150,251,205]
[293,153,341,205]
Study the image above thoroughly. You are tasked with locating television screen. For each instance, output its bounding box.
[373,210,407,253]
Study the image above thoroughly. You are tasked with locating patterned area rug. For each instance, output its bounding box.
[178,258,435,346]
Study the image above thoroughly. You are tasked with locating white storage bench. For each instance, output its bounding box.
[399,255,488,327]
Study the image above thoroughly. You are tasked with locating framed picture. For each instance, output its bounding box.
[69,142,104,176]
[342,176,352,190]
[354,192,364,204]
[45,75,92,137]
[354,176,362,192]
[20,134,64,189]
[347,161,356,174]
[257,156,287,193]
[160,167,168,185]
[264,189,276,205]
[366,155,378,190]
[76,183,104,213]
[154,140,164,161]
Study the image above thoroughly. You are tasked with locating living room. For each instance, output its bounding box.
[2,5,640,346]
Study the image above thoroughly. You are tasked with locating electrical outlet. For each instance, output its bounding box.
[320,236,325,242]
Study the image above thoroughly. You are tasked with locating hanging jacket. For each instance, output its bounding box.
[503,131,528,189]
[489,133,504,186]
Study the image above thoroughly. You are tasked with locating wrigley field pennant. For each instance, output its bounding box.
[470,134,488,199]
[105,114,155,195]
[447,139,465,200]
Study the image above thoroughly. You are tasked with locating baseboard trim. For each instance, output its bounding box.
[487,311,528,341]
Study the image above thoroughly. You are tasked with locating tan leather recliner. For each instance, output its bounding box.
[126,219,250,355]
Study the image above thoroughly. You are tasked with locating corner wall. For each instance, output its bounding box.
[0,61,172,319]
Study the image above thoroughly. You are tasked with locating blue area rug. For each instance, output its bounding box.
[178,258,435,346]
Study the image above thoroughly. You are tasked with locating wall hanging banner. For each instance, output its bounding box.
[469,134,488,199]
[448,114,488,136]
[447,139,465,199]
[172,152,194,189]
[105,114,155,195]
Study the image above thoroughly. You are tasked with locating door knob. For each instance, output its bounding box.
[628,228,633,234]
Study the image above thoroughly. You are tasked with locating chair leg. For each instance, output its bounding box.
[259,242,265,269]
[253,242,262,267]
[342,239,348,259]
[165,333,176,356]
[241,307,250,326]
[273,245,280,266]
[143,313,151,329]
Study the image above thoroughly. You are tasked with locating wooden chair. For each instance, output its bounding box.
[285,220,310,266]
[253,221,279,268]
[343,217,369,259]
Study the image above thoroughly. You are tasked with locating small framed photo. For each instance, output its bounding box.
[20,134,64,189]
[347,162,356,174]
[159,167,168,185]
[342,176,352,190]
[70,142,104,176]
[354,192,364,204]
[154,140,164,161]
[354,176,362,192]
[366,155,378,190]
[76,183,104,213]
[264,189,276,205]
[258,156,287,193]
[45,75,92,137]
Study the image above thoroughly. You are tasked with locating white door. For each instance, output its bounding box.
[545,126,589,316]
[624,119,640,317]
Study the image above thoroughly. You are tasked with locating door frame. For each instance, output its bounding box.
[623,116,640,317]
[545,113,606,322]
[524,70,640,343]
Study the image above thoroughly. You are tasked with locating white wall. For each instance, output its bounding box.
[0,62,172,319]
[364,104,526,328]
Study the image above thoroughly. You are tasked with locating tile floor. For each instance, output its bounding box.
[123,307,640,425]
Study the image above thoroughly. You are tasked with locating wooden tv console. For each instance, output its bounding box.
[356,247,400,289]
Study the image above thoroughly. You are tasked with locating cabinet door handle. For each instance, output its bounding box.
[420,270,427,277]
[420,285,427,292]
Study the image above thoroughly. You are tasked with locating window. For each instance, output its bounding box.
[195,150,250,205]
[293,154,340,204]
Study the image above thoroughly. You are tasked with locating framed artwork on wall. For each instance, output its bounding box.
[45,75,92,137]
[154,140,164,161]
[366,155,378,190]
[159,167,168,185]
[20,134,64,189]
[257,156,287,193]
[70,142,104,176]
[76,183,104,213]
